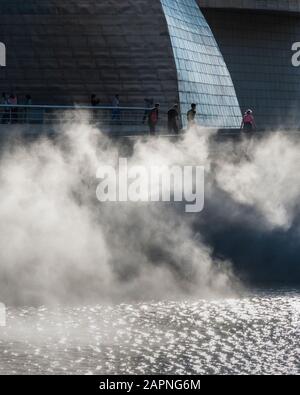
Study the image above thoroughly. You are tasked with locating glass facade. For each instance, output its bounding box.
[161,0,241,128]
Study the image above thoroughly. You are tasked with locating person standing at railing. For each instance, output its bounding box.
[241,109,256,133]
[168,104,180,135]
[91,94,100,107]
[1,92,7,105]
[241,109,257,159]
[148,103,160,135]
[24,94,32,123]
[112,94,121,122]
[91,94,100,122]
[1,92,9,124]
[8,93,18,123]
[187,103,197,128]
[25,94,32,106]
[143,98,154,124]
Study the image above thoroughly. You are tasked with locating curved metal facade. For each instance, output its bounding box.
[0,0,299,129]
[0,0,179,110]
[0,0,242,129]
[161,0,241,128]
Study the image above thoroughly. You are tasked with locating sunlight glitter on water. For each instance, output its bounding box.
[0,290,299,375]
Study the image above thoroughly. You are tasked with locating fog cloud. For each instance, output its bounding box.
[0,119,234,306]
[0,118,299,306]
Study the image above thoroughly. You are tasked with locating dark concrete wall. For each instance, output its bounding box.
[198,0,300,14]
[203,8,300,129]
[0,0,179,108]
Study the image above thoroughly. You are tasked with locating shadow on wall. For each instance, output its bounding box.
[202,8,300,130]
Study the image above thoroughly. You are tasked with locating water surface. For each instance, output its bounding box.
[0,290,299,375]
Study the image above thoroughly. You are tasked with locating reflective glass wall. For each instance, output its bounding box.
[161,0,241,128]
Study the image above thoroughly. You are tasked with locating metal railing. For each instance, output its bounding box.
[0,104,151,126]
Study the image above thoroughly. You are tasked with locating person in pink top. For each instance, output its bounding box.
[8,94,17,106]
[241,109,256,132]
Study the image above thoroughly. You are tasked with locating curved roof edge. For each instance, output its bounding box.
[197,0,300,14]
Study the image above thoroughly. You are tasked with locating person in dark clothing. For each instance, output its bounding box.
[8,93,18,123]
[112,94,121,122]
[143,98,154,124]
[168,104,180,134]
[1,92,9,124]
[25,94,32,105]
[24,94,32,123]
[91,94,100,122]
[187,103,197,127]
[148,103,160,135]
[91,94,100,107]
